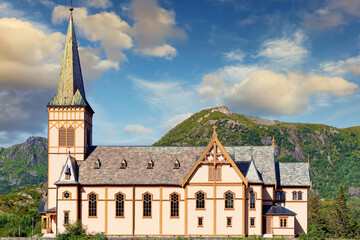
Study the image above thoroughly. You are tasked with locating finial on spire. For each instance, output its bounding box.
[250,147,254,159]
[212,125,217,136]
[69,0,73,13]
[272,136,276,148]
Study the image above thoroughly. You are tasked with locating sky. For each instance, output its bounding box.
[1,0,360,147]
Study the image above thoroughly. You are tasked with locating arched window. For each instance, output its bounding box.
[115,193,124,217]
[225,191,234,209]
[59,127,66,146]
[293,191,297,200]
[298,191,302,200]
[147,160,153,169]
[88,193,97,217]
[196,191,205,209]
[170,193,179,217]
[250,192,256,209]
[67,126,74,147]
[143,193,152,217]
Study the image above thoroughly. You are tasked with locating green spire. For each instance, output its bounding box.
[48,8,91,110]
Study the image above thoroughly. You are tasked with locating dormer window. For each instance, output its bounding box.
[147,160,154,169]
[173,160,180,169]
[120,159,127,169]
[94,160,101,169]
[65,167,71,179]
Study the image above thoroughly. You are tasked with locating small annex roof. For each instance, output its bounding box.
[38,198,47,214]
[263,204,296,216]
[245,156,263,184]
[277,162,311,186]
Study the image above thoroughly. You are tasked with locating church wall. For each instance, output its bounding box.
[271,215,295,236]
[161,187,185,235]
[247,185,263,236]
[221,165,243,182]
[188,165,208,183]
[281,187,308,235]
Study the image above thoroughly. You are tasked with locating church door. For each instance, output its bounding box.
[266,217,272,234]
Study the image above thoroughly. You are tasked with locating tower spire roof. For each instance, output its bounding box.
[48,5,92,111]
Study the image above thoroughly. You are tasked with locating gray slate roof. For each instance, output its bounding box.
[71,145,310,187]
[245,157,263,184]
[263,204,296,215]
[277,162,311,186]
[38,198,47,214]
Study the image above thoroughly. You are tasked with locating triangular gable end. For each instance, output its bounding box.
[57,154,78,184]
[182,129,248,187]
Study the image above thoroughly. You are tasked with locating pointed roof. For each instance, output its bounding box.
[48,9,92,111]
[245,156,263,184]
[55,154,78,185]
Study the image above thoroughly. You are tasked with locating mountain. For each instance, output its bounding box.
[154,106,360,199]
[0,184,45,237]
[0,137,48,195]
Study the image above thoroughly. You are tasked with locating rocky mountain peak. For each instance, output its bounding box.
[211,106,232,115]
[20,136,47,150]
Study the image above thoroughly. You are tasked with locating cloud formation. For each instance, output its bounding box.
[258,31,307,65]
[52,6,133,65]
[319,55,360,76]
[197,74,226,103]
[86,0,112,9]
[123,124,154,135]
[130,0,186,59]
[162,113,192,132]
[304,0,360,30]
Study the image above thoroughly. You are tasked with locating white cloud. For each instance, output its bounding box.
[197,74,226,103]
[123,124,154,135]
[52,6,133,64]
[303,0,360,30]
[222,70,357,116]
[131,77,196,113]
[319,55,360,76]
[87,0,112,9]
[130,0,186,59]
[258,31,308,65]
[224,49,244,62]
[162,113,192,132]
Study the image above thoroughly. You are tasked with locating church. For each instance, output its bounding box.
[38,6,311,238]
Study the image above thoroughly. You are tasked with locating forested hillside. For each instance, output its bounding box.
[155,106,360,199]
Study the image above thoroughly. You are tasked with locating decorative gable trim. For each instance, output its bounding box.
[182,128,248,187]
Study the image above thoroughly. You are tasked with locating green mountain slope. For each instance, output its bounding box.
[154,106,360,199]
[0,137,48,195]
[0,184,45,237]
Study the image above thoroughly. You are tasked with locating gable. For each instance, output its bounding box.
[182,129,248,186]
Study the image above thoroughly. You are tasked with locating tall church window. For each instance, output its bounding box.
[250,191,256,209]
[67,126,74,147]
[196,191,205,210]
[143,193,152,217]
[298,191,303,200]
[115,193,124,217]
[225,191,234,209]
[64,211,69,225]
[88,193,97,217]
[170,193,179,217]
[59,127,66,146]
[293,191,297,200]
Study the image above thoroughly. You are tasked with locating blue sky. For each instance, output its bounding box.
[1,0,360,147]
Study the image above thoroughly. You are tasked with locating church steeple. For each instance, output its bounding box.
[48,6,91,110]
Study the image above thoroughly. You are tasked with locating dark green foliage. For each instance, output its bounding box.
[154,107,360,199]
[330,185,351,237]
[0,184,45,237]
[57,221,107,240]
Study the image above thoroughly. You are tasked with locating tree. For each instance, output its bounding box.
[330,185,351,238]
[308,194,326,238]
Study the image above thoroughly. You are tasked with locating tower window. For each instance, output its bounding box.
[196,191,205,210]
[88,193,97,217]
[67,126,74,147]
[250,191,256,209]
[250,217,255,227]
[198,217,203,227]
[59,127,66,146]
[225,191,234,209]
[63,191,71,199]
[170,193,179,217]
[298,191,302,200]
[143,193,152,217]
[115,193,124,217]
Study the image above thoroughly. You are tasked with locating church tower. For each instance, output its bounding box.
[47,6,94,210]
